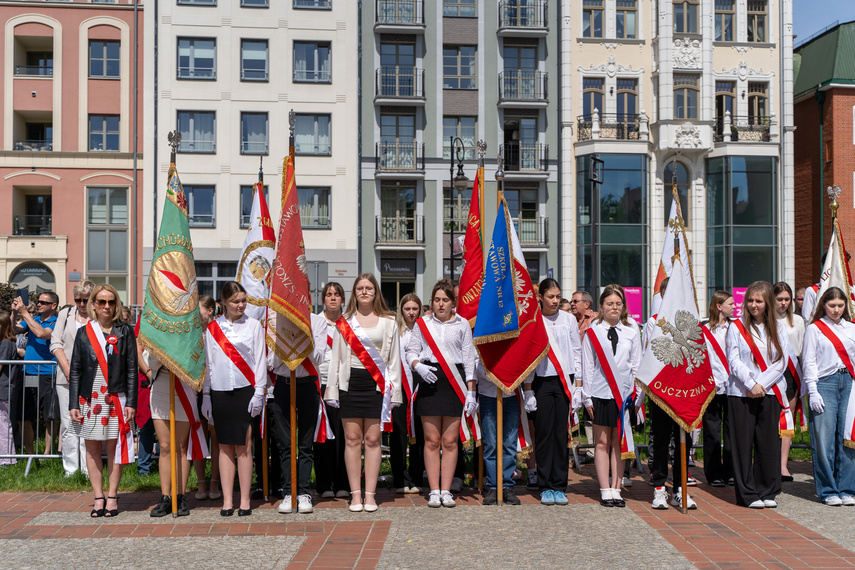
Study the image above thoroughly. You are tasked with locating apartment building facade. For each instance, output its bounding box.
[144,0,359,305]
[0,0,144,305]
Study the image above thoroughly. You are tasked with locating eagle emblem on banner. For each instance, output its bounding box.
[650,310,705,373]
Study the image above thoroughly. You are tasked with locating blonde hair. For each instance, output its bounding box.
[344,273,394,319]
[72,279,95,299]
[87,284,123,323]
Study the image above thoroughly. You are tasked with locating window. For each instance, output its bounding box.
[502,45,538,99]
[294,41,331,83]
[582,78,604,116]
[663,161,690,227]
[504,188,539,244]
[241,40,268,81]
[380,42,416,97]
[177,111,215,153]
[89,41,120,78]
[673,75,699,120]
[19,51,52,76]
[195,262,238,299]
[295,114,331,155]
[241,112,268,155]
[748,83,768,123]
[747,0,767,43]
[444,0,475,17]
[503,117,539,171]
[616,0,637,39]
[294,0,331,8]
[443,46,476,89]
[714,0,734,41]
[89,115,119,151]
[87,187,128,301]
[583,0,603,38]
[442,117,476,160]
[184,185,216,227]
[380,185,417,243]
[298,187,331,229]
[177,0,216,5]
[673,0,699,34]
[380,113,416,169]
[242,0,268,6]
[443,185,470,280]
[177,38,216,79]
[616,79,637,119]
[240,184,269,229]
[715,81,735,136]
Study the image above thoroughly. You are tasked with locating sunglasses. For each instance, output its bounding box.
[36,300,55,306]
[95,299,116,308]
[75,298,88,304]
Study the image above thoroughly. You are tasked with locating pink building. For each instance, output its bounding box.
[0,0,143,306]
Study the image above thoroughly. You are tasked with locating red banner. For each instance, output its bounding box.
[457,166,484,325]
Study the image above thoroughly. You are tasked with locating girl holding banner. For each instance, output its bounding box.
[726,280,791,509]
[405,280,478,508]
[581,285,640,508]
[201,282,268,517]
[801,287,855,506]
[325,274,402,513]
[69,284,138,518]
[393,293,424,494]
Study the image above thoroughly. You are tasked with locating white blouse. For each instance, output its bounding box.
[317,312,338,383]
[405,314,477,382]
[778,313,806,356]
[203,314,267,395]
[530,310,582,379]
[704,321,730,394]
[581,319,640,402]
[725,320,789,398]
[801,316,855,385]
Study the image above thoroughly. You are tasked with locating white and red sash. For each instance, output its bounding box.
[336,316,393,432]
[514,388,533,455]
[400,357,416,441]
[585,326,636,459]
[299,356,334,443]
[416,317,481,447]
[733,320,795,437]
[85,322,134,465]
[784,343,808,432]
[173,377,208,461]
[207,321,256,388]
[813,320,855,448]
[545,326,576,447]
[703,324,730,376]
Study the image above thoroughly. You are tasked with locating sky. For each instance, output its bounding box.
[794,0,855,44]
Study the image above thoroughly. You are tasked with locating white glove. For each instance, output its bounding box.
[572,387,583,412]
[324,398,340,409]
[464,391,478,417]
[248,393,265,417]
[414,363,438,384]
[635,388,645,409]
[808,383,825,414]
[523,389,537,412]
[391,400,402,408]
[201,394,213,423]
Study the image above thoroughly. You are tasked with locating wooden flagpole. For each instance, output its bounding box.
[289,111,298,513]
[495,151,504,506]
[169,372,178,517]
[680,430,688,514]
[258,158,270,504]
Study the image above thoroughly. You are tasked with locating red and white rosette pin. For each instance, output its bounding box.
[106,334,118,355]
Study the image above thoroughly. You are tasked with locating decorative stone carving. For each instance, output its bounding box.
[578,56,643,78]
[603,43,618,50]
[674,123,703,149]
[718,60,775,81]
[673,38,701,69]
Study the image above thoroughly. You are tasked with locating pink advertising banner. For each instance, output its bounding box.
[624,286,643,322]
[732,287,747,319]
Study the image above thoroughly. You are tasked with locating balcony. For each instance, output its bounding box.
[375,67,425,105]
[375,142,425,177]
[178,139,216,154]
[13,215,51,236]
[498,1,548,36]
[375,0,425,33]
[501,142,549,176]
[577,112,649,141]
[375,215,425,248]
[498,70,548,106]
[513,216,548,248]
[713,112,775,143]
[241,141,269,155]
[13,139,52,151]
[14,65,52,77]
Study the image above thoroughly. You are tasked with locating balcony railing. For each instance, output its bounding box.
[375,215,425,245]
[513,216,548,246]
[376,0,424,27]
[714,114,772,142]
[188,214,215,228]
[375,67,425,100]
[177,66,216,79]
[501,142,548,172]
[577,113,640,141]
[178,139,216,153]
[241,141,269,155]
[498,70,547,102]
[376,142,425,172]
[13,215,51,236]
[498,0,548,30]
[294,0,331,8]
[15,65,53,77]
[14,140,52,151]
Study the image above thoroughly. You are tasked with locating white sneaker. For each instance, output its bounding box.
[278,495,293,513]
[297,494,313,513]
[427,491,442,508]
[440,491,456,508]
[622,476,633,488]
[824,496,843,506]
[841,495,855,506]
[652,486,669,510]
[671,492,697,510]
[748,500,765,509]
[762,499,777,508]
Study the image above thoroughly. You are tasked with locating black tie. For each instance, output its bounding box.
[607,326,619,355]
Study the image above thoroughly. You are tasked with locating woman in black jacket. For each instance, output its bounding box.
[69,284,137,518]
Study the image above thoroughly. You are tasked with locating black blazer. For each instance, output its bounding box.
[69,321,138,410]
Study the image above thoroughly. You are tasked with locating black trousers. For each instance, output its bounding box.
[313,399,349,494]
[533,375,570,491]
[650,402,686,488]
[728,395,782,506]
[389,403,425,488]
[702,393,733,483]
[271,377,320,496]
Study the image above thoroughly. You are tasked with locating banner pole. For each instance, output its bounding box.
[477,414,484,494]
[169,372,178,518]
[262,389,269,502]
[290,369,297,511]
[497,393,503,506]
[680,429,688,515]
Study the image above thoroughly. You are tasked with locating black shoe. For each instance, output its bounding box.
[275,488,285,500]
[782,475,794,482]
[150,495,172,518]
[613,497,626,508]
[250,488,264,500]
[726,477,735,486]
[503,488,521,506]
[220,508,234,517]
[177,494,190,516]
[600,498,615,507]
[238,508,252,517]
[710,479,726,487]
[482,488,498,506]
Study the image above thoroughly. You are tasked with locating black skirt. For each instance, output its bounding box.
[340,368,383,419]
[415,363,464,418]
[592,396,619,428]
[211,385,254,445]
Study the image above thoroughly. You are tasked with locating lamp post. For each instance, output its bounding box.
[449,136,469,280]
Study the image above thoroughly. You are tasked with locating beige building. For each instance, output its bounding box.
[143,0,359,305]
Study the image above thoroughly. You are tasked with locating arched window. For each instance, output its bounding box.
[663,161,690,228]
[583,77,604,117]
[673,74,699,120]
[748,82,768,125]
